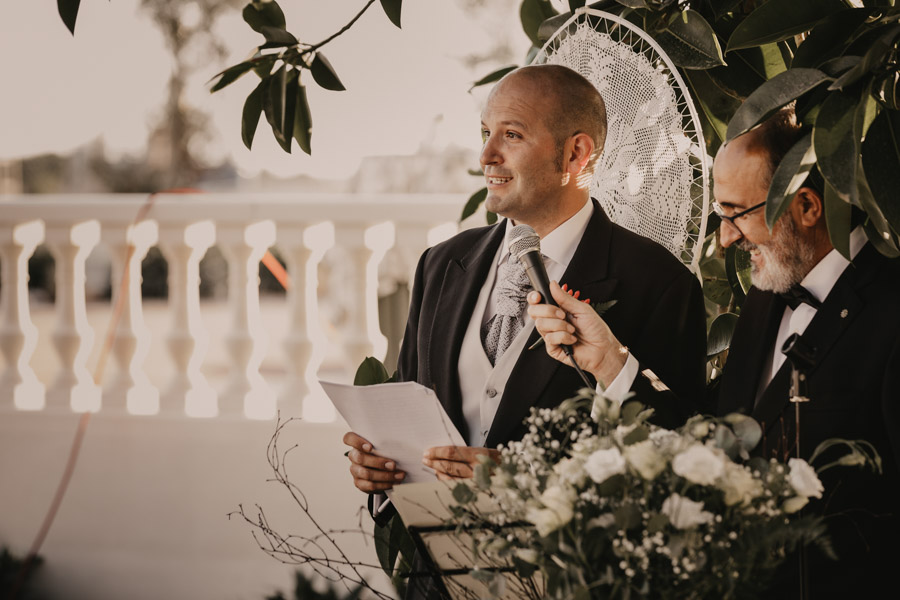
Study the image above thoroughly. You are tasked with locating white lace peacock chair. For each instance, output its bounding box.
[533,7,710,274]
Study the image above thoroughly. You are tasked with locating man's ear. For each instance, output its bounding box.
[791,187,824,228]
[564,132,595,176]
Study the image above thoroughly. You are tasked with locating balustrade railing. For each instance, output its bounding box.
[0,193,462,420]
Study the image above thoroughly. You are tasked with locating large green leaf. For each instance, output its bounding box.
[724,245,747,304]
[684,69,742,147]
[241,78,266,150]
[461,187,488,222]
[706,52,767,99]
[354,357,391,385]
[264,66,294,152]
[726,0,847,52]
[727,69,830,141]
[792,9,875,69]
[569,0,587,12]
[310,53,346,91]
[707,312,739,358]
[210,61,256,93]
[765,133,816,230]
[702,259,732,307]
[469,65,518,91]
[243,1,286,33]
[814,89,860,206]
[861,109,900,233]
[857,164,900,257]
[259,25,298,48]
[57,0,80,35]
[830,24,900,91]
[293,82,313,155]
[824,181,853,261]
[656,10,726,70]
[520,0,558,47]
[380,0,402,28]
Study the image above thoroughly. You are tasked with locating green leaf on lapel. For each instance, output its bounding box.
[707,312,738,358]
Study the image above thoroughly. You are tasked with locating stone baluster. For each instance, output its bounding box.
[45,220,102,412]
[277,224,313,415]
[103,220,159,415]
[0,220,45,410]
[158,220,216,417]
[218,220,276,419]
[394,222,435,302]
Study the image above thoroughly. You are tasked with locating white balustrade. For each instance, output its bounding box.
[0,220,45,410]
[0,194,461,420]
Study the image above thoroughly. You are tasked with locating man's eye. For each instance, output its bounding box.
[481,129,490,143]
[506,131,521,139]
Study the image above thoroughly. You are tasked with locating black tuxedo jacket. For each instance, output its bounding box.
[398,199,707,447]
[717,244,900,598]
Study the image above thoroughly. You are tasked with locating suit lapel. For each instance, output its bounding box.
[486,201,614,447]
[428,222,506,439]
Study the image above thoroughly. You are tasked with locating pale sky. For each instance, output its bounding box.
[0,0,534,180]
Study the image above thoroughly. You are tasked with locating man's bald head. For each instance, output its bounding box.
[493,64,608,171]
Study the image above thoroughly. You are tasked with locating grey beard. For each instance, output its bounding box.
[738,214,817,294]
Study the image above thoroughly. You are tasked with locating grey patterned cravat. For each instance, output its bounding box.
[481,253,532,366]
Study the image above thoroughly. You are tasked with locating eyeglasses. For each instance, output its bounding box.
[712,200,765,233]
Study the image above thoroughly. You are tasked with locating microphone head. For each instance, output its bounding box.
[508,224,540,260]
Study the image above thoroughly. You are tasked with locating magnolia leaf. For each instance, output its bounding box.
[614,0,648,8]
[452,482,476,505]
[260,25,298,48]
[520,0,558,47]
[469,65,518,92]
[241,78,266,150]
[265,67,297,153]
[569,0,586,11]
[243,1,286,33]
[210,61,256,93]
[824,181,853,261]
[818,56,863,80]
[58,0,80,35]
[310,53,346,91]
[538,13,574,43]
[830,24,900,91]
[656,10,725,70]
[726,0,846,52]
[293,82,313,155]
[857,164,900,257]
[766,133,816,230]
[684,69,742,146]
[354,356,391,385]
[724,245,747,304]
[814,90,860,206]
[792,9,874,69]
[727,69,830,141]
[461,187,487,222]
[380,0,402,28]
[707,312,738,358]
[861,109,900,233]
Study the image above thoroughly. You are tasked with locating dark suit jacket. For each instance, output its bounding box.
[717,244,900,598]
[398,198,707,446]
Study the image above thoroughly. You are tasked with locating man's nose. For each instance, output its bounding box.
[480,137,501,168]
[718,220,741,248]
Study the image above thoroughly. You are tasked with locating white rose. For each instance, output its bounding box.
[554,456,587,486]
[525,485,575,537]
[584,447,627,484]
[661,493,714,529]
[672,444,725,486]
[623,440,666,481]
[649,428,685,454]
[783,496,809,514]
[718,462,762,506]
[690,421,710,439]
[587,513,616,529]
[787,458,824,499]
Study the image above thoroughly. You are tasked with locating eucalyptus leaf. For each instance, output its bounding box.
[243,1,286,33]
[521,0,559,47]
[452,482,476,505]
[469,65,518,91]
[656,10,725,70]
[861,109,900,233]
[241,78,266,150]
[727,69,830,141]
[824,182,853,261]
[830,24,900,91]
[713,422,739,459]
[57,0,80,35]
[380,0,403,28]
[293,82,313,155]
[354,356,391,385]
[726,0,846,52]
[210,61,256,93]
[765,133,816,230]
[707,312,738,358]
[725,414,763,454]
[461,187,488,222]
[813,89,860,205]
[310,53,346,91]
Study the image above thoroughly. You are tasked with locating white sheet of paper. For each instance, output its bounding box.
[320,380,466,484]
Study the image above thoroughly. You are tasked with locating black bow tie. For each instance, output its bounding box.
[779,284,821,310]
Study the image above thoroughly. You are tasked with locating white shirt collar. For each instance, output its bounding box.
[801,226,867,303]
[498,199,593,269]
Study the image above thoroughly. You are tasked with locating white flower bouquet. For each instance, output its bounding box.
[446,390,877,600]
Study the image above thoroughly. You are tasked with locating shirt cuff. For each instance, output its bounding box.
[598,353,639,405]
